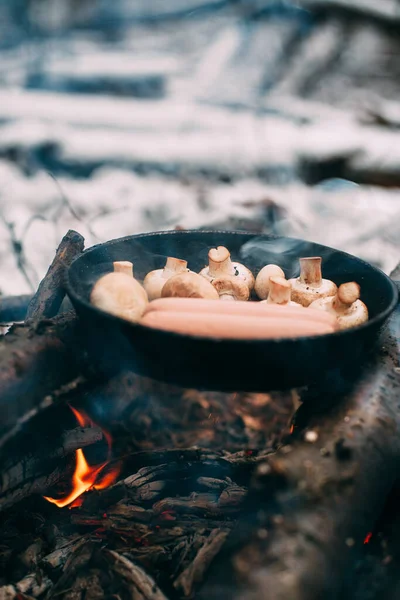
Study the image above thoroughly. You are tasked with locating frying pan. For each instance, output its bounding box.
[66,230,398,392]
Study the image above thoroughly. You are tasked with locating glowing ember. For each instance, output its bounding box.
[43,406,121,508]
[364,532,373,545]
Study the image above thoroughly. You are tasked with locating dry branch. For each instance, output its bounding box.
[26,229,84,322]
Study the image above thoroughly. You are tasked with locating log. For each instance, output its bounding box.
[199,307,400,600]
[0,426,103,511]
[25,229,84,323]
[0,314,85,447]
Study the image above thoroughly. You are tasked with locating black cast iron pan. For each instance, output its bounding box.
[66,230,398,392]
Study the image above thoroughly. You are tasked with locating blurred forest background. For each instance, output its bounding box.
[0,0,400,294]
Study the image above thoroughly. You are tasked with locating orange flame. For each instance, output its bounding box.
[44,406,121,508]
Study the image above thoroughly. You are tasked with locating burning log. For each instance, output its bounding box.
[198,308,400,600]
[0,426,103,511]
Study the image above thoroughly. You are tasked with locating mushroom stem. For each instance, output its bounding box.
[164,257,188,274]
[333,282,361,313]
[299,257,322,287]
[267,277,291,305]
[208,247,232,277]
[113,261,134,277]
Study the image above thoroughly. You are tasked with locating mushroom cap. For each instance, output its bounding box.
[90,272,148,323]
[232,262,255,291]
[289,277,337,307]
[309,294,368,330]
[143,269,167,301]
[255,264,285,300]
[161,272,219,300]
[337,300,368,330]
[143,257,189,301]
[212,275,250,301]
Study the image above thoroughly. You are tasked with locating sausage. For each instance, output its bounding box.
[144,298,338,330]
[140,310,336,339]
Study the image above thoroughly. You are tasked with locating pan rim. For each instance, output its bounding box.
[65,229,399,345]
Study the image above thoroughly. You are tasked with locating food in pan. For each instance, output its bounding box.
[141,303,337,339]
[90,260,148,323]
[309,281,368,330]
[89,247,369,337]
[255,264,285,300]
[161,271,219,300]
[289,257,337,307]
[143,257,189,301]
[211,275,250,301]
[260,276,301,307]
[199,246,255,291]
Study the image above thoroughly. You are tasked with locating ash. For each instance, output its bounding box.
[0,0,400,294]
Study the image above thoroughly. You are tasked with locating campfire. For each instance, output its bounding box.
[0,229,399,600]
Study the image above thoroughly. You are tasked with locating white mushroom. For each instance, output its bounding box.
[199,246,255,291]
[212,275,250,301]
[289,257,337,307]
[309,281,368,330]
[113,261,134,277]
[261,276,301,307]
[255,264,285,300]
[143,257,189,301]
[161,271,219,300]
[90,272,148,323]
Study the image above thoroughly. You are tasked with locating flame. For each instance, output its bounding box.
[290,424,294,434]
[44,406,121,508]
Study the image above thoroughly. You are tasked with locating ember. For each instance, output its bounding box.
[43,406,120,508]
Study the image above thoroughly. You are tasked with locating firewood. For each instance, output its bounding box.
[25,230,84,323]
[105,550,168,600]
[198,308,400,600]
[0,427,103,511]
[174,529,229,597]
[0,314,84,447]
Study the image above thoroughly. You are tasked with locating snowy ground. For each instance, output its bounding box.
[0,1,399,295]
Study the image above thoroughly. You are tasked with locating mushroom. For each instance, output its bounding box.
[255,264,285,300]
[161,271,219,300]
[309,281,368,330]
[113,261,134,277]
[289,257,337,307]
[143,257,189,301]
[90,271,148,323]
[261,276,301,307]
[199,246,255,291]
[212,275,250,301]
